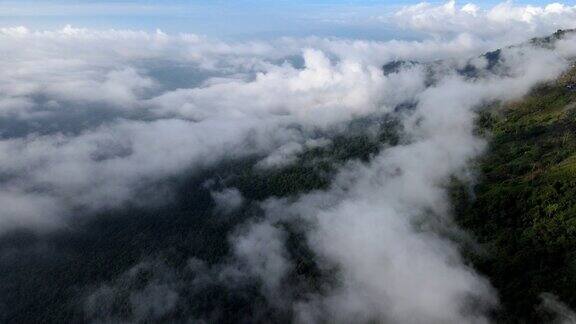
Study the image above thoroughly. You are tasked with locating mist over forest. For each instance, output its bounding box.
[1,1,576,323]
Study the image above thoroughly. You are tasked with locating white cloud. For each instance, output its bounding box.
[212,188,244,215]
[232,35,576,323]
[393,1,576,43]
[232,220,292,303]
[0,14,575,322]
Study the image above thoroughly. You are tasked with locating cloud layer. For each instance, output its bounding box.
[393,1,576,42]
[0,2,576,323]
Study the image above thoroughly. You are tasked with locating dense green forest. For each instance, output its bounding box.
[453,65,576,322]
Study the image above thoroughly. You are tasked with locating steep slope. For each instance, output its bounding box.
[453,65,576,322]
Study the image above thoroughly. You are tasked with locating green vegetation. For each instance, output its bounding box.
[453,66,576,322]
[0,115,402,323]
[224,116,402,200]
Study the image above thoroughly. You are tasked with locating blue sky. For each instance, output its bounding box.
[0,0,573,39]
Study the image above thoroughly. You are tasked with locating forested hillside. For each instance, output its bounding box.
[453,65,576,322]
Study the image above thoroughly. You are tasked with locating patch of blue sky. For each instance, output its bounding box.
[0,0,573,39]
